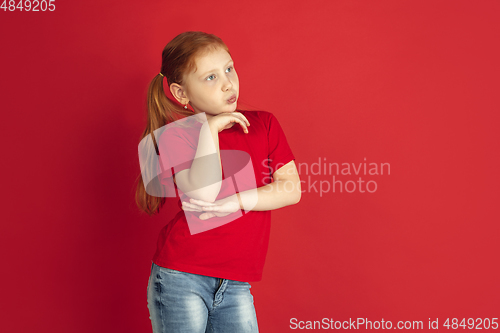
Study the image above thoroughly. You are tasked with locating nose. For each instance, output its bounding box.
[221,75,233,92]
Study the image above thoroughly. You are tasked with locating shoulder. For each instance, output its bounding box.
[160,117,202,137]
[157,119,202,152]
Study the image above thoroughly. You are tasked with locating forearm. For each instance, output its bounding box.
[185,122,222,202]
[234,179,301,211]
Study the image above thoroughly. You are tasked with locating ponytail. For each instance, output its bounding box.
[134,74,193,216]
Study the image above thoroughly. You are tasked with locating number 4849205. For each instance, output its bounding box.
[443,318,498,330]
[1,0,56,11]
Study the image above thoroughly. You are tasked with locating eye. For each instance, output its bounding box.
[226,66,233,73]
[206,74,216,81]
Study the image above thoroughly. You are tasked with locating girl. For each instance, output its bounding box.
[135,31,301,333]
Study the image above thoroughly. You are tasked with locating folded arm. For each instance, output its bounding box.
[184,160,301,218]
[236,160,301,211]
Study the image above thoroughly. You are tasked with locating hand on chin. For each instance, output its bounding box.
[222,122,236,130]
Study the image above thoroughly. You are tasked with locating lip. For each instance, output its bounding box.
[227,95,237,104]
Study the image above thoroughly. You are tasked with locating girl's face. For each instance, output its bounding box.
[182,48,239,118]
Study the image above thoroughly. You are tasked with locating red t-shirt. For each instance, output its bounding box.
[152,110,295,282]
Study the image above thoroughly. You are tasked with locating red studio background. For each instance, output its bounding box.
[1,0,499,332]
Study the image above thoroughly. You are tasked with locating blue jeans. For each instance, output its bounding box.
[147,262,259,332]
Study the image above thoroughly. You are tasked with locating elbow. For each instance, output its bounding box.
[292,190,301,205]
[289,181,302,205]
[296,191,302,204]
[282,178,302,206]
[294,179,302,204]
[186,191,217,203]
[204,180,223,202]
[186,181,222,203]
[183,170,222,203]
[200,191,219,203]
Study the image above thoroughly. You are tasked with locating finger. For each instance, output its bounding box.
[200,212,216,220]
[183,201,201,208]
[183,206,202,212]
[232,112,250,127]
[214,212,230,217]
[241,115,250,126]
[202,206,220,212]
[190,198,216,207]
[182,201,203,212]
[224,114,248,133]
[182,205,200,212]
[232,118,249,133]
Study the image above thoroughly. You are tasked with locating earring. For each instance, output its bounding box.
[184,104,188,110]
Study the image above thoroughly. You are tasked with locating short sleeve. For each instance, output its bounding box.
[156,126,197,185]
[266,112,295,176]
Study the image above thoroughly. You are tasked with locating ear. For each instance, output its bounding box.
[169,83,189,105]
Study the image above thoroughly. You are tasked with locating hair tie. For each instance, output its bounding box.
[159,72,164,77]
